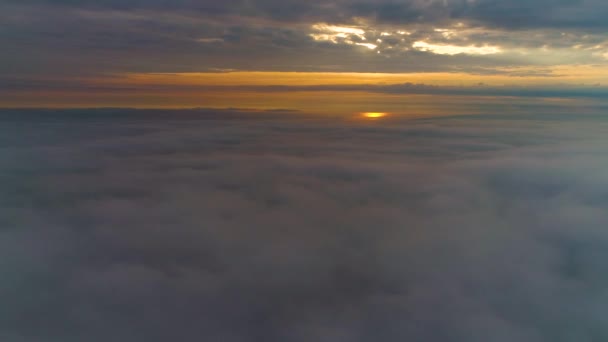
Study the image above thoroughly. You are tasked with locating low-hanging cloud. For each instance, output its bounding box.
[1,108,608,341]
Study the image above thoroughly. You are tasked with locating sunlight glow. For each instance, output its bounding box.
[413,41,501,55]
[310,23,374,49]
[356,42,378,50]
[362,112,388,118]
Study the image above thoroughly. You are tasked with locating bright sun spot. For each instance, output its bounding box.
[362,112,388,118]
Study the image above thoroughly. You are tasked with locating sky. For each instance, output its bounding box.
[2,2,608,342]
[2,0,608,111]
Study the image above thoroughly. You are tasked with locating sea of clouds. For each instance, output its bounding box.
[1,108,608,342]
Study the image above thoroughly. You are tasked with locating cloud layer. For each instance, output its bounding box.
[1,109,608,341]
[2,0,608,78]
[2,0,608,108]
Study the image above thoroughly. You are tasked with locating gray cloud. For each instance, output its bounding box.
[2,0,608,79]
[4,0,608,28]
[459,0,608,29]
[1,108,608,341]
[4,77,608,102]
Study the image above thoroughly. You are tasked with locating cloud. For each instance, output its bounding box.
[2,0,608,80]
[5,76,608,101]
[5,0,608,29]
[1,108,608,341]
[460,0,608,29]
[412,41,501,55]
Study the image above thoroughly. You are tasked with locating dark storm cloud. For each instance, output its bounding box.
[1,108,608,341]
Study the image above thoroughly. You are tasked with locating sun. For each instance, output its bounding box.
[362,112,388,119]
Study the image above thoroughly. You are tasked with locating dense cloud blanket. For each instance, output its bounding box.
[1,109,608,341]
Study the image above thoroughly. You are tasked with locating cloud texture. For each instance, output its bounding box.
[1,109,608,341]
[2,0,608,77]
[2,0,608,108]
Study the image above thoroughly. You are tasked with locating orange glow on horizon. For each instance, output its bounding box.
[3,67,607,111]
[120,66,608,88]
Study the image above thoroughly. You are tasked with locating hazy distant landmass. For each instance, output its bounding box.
[1,108,607,342]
